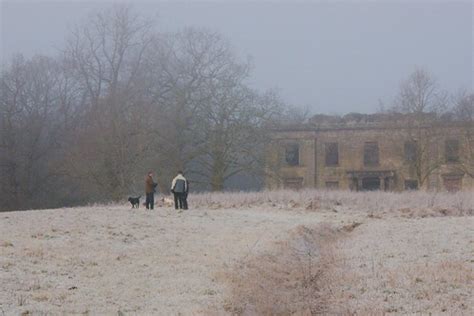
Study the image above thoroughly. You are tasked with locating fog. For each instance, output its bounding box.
[1,1,473,209]
[1,0,472,114]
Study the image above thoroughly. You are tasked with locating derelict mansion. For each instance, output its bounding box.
[265,113,473,192]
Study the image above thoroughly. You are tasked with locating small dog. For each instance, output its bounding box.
[161,197,174,207]
[128,196,141,208]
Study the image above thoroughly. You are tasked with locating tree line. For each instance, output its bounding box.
[0,6,301,211]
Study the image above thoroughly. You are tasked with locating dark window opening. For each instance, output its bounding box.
[350,178,358,191]
[285,143,299,166]
[362,177,380,191]
[445,139,460,163]
[364,142,379,166]
[325,142,339,166]
[404,141,418,162]
[443,177,462,192]
[404,180,419,190]
[325,181,339,189]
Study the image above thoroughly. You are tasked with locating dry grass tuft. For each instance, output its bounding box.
[1,240,14,247]
[221,224,342,315]
[17,294,27,307]
[341,221,362,232]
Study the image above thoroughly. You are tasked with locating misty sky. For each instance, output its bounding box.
[1,0,472,114]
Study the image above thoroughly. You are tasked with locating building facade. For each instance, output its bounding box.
[265,113,474,191]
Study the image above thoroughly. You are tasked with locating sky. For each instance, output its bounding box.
[1,0,472,114]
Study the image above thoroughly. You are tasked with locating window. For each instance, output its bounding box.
[445,139,460,163]
[325,142,339,166]
[443,176,462,192]
[285,143,299,166]
[404,141,418,162]
[404,180,418,190]
[364,142,379,166]
[325,181,339,189]
[361,177,380,191]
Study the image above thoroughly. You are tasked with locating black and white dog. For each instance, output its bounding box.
[128,196,141,208]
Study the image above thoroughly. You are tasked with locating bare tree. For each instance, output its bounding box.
[400,120,446,188]
[393,67,446,114]
[64,5,156,199]
[194,86,282,191]
[452,91,474,178]
[141,28,285,191]
[141,29,218,188]
[385,68,450,189]
[0,55,73,210]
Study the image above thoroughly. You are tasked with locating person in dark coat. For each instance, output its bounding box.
[171,171,188,210]
[145,171,157,210]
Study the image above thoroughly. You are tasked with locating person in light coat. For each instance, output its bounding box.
[170,171,188,210]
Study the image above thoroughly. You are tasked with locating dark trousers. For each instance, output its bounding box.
[145,192,154,210]
[173,192,188,210]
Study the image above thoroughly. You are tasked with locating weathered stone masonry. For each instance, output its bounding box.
[265,114,474,191]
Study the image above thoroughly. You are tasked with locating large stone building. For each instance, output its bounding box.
[265,113,474,191]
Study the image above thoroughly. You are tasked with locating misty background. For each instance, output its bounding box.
[0,1,472,211]
[2,0,472,114]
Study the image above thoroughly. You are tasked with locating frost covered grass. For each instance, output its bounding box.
[191,189,474,217]
[0,189,472,314]
[0,204,325,314]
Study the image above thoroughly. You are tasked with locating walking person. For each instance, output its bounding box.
[145,171,157,210]
[171,171,188,210]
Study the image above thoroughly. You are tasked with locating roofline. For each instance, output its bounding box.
[271,121,470,133]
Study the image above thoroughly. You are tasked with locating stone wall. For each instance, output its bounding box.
[266,124,473,191]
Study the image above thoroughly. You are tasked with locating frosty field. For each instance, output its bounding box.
[1,190,473,315]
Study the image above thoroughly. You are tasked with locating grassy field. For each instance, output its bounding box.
[1,190,472,315]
